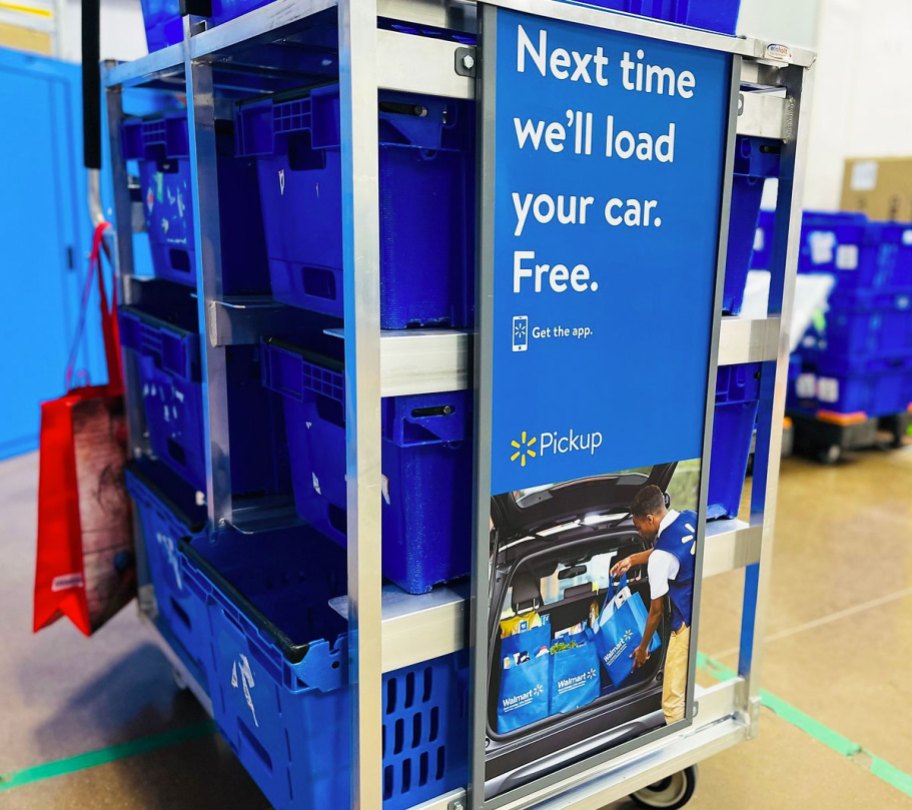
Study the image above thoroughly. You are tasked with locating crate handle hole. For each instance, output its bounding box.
[169,249,192,274]
[238,719,273,772]
[301,266,337,303]
[169,597,191,630]
[166,438,187,467]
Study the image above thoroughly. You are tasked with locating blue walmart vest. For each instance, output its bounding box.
[654,510,697,631]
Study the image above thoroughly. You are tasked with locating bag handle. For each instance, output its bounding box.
[600,573,629,616]
[65,222,123,392]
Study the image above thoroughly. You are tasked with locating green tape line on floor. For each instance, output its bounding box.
[0,720,217,792]
[697,652,912,798]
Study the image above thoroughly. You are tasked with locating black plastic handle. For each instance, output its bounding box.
[81,0,101,169]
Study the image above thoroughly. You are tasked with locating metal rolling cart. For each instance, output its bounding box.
[100,1,814,807]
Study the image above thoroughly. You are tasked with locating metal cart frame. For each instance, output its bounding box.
[100,2,814,807]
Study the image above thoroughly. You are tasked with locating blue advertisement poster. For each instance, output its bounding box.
[477,4,731,801]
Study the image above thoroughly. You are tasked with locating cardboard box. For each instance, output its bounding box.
[840,157,912,222]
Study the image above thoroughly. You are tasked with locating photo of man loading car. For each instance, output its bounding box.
[611,484,697,724]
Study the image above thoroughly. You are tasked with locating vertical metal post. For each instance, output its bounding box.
[470,6,496,807]
[104,79,146,457]
[740,61,815,725]
[104,73,154,602]
[338,3,384,808]
[185,53,233,523]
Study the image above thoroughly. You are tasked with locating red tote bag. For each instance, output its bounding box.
[33,223,136,636]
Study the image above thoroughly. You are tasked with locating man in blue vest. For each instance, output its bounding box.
[611,484,696,724]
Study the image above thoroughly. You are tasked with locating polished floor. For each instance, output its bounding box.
[1,446,910,809]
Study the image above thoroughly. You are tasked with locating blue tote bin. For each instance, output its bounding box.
[260,339,472,594]
[235,85,475,329]
[180,526,469,810]
[708,363,762,519]
[124,461,210,688]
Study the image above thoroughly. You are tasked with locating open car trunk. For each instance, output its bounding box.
[485,465,676,795]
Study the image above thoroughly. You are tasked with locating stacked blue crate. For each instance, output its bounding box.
[180,525,469,810]
[789,212,912,418]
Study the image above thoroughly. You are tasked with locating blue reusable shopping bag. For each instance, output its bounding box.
[593,576,661,688]
[497,624,550,733]
[549,630,600,716]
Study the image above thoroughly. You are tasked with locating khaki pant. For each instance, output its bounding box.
[662,624,690,724]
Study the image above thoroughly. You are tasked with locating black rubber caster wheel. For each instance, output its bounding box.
[629,765,697,809]
[818,444,841,465]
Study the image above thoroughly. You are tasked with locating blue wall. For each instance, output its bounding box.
[0,48,101,459]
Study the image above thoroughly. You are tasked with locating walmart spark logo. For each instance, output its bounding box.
[510,431,537,467]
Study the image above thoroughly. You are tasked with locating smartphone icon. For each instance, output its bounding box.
[512,316,529,352]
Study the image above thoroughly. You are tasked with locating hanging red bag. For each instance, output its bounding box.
[33,222,136,636]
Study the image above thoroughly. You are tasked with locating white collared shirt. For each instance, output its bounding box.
[648,509,681,601]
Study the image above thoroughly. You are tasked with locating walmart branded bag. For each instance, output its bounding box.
[549,629,600,715]
[593,575,661,688]
[497,623,550,733]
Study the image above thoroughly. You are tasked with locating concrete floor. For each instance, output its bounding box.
[2,447,911,809]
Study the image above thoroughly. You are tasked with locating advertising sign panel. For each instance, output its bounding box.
[473,3,734,804]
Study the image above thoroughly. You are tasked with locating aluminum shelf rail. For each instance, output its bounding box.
[103,1,813,806]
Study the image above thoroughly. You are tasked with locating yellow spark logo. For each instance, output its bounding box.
[510,431,537,467]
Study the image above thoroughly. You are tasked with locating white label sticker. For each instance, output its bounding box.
[52,573,84,592]
[796,373,816,399]
[753,227,765,253]
[903,230,912,246]
[817,377,840,404]
[231,654,259,727]
[809,231,836,265]
[850,161,878,192]
[836,244,859,270]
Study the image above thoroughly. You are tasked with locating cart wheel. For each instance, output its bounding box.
[818,444,841,465]
[629,765,697,809]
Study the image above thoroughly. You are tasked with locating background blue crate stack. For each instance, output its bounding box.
[122,112,268,295]
[124,461,210,688]
[260,339,472,594]
[179,526,469,810]
[235,84,475,329]
[707,363,762,519]
[789,212,912,418]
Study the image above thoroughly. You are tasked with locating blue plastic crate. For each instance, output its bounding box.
[798,212,912,298]
[235,84,475,329]
[751,209,775,270]
[723,138,781,314]
[260,339,472,594]
[180,526,469,810]
[120,305,207,491]
[139,0,182,51]
[789,350,912,417]
[120,299,288,495]
[807,292,912,356]
[124,461,210,685]
[571,0,741,34]
[707,363,761,519]
[122,114,268,295]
